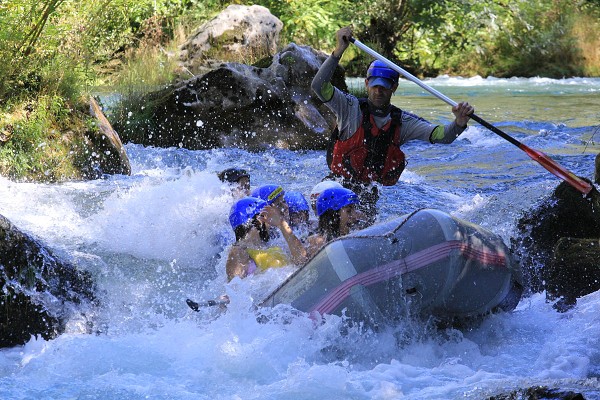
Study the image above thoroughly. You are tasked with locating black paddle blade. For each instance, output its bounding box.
[186,298,200,312]
[186,298,225,311]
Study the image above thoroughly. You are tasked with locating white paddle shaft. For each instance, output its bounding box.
[351,38,458,107]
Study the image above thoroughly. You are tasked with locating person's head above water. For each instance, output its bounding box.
[251,184,285,205]
[218,168,250,197]
[310,180,343,215]
[284,191,310,228]
[251,184,289,220]
[316,187,359,217]
[284,191,309,214]
[365,60,400,110]
[228,196,270,242]
[315,187,362,241]
[218,168,249,183]
[229,196,267,229]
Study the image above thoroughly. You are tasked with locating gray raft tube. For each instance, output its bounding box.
[261,208,524,326]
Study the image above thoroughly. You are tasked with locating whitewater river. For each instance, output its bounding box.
[0,76,599,399]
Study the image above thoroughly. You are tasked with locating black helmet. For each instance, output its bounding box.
[218,168,249,183]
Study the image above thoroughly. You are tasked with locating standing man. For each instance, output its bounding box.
[311,26,474,226]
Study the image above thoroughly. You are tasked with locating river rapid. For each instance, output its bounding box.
[0,76,599,399]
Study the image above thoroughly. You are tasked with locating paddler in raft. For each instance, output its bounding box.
[308,180,343,216]
[225,194,307,281]
[311,26,475,227]
[187,188,363,310]
[306,186,363,258]
[283,190,312,237]
[250,184,291,233]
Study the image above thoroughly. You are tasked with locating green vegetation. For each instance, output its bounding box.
[0,0,199,181]
[0,0,599,181]
[0,95,91,181]
[344,0,599,78]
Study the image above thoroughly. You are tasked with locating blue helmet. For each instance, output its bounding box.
[316,187,359,217]
[229,196,268,229]
[251,184,285,205]
[284,191,309,214]
[366,60,399,89]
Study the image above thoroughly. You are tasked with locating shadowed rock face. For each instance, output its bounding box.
[511,178,600,299]
[114,43,346,151]
[486,385,585,400]
[0,214,96,347]
[546,237,600,310]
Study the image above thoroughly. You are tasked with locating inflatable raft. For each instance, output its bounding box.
[261,208,524,326]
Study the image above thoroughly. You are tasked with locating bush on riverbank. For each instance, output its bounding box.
[0,0,187,181]
[344,0,599,78]
[0,95,95,181]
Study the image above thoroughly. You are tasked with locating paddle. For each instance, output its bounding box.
[186,297,229,312]
[349,37,593,195]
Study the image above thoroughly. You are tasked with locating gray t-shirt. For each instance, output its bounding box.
[325,87,438,142]
[311,54,465,144]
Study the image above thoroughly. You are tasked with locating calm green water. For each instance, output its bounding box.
[350,76,600,128]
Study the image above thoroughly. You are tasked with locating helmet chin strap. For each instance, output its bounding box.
[367,99,391,118]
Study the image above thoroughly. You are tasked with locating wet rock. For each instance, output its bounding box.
[546,237,600,311]
[179,4,283,74]
[86,96,131,177]
[511,178,600,294]
[0,214,96,348]
[115,43,346,151]
[486,385,585,400]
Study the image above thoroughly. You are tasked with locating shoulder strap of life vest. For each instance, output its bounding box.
[362,100,402,176]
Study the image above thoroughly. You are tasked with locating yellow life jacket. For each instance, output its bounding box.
[246,246,289,272]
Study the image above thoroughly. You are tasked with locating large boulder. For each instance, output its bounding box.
[179,4,283,74]
[0,214,96,347]
[511,178,600,295]
[114,43,346,150]
[546,237,600,311]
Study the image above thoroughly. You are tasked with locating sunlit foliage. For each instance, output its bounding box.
[0,0,598,181]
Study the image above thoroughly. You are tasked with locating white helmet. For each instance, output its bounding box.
[309,180,343,211]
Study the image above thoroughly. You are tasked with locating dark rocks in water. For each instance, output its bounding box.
[113,43,346,151]
[0,214,96,348]
[486,385,585,400]
[511,178,600,306]
[546,237,600,311]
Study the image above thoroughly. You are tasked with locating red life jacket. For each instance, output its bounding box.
[327,100,406,186]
